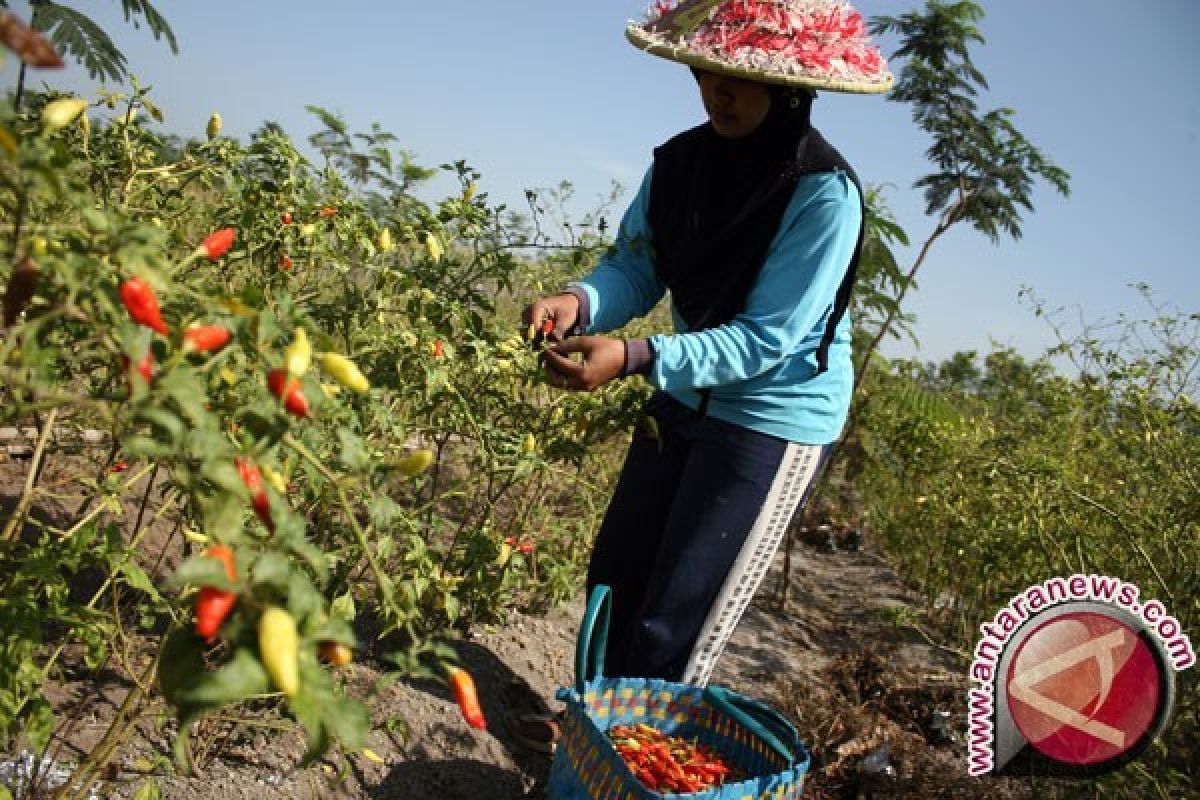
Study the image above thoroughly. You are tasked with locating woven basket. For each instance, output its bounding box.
[546,586,810,799]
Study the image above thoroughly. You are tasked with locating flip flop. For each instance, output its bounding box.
[504,710,561,755]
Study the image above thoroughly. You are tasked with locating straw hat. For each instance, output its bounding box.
[626,0,893,94]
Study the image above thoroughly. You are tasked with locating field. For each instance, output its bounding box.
[1,5,1196,799]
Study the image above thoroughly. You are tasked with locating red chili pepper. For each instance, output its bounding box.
[121,349,155,386]
[182,324,231,353]
[541,318,555,336]
[109,460,129,474]
[119,277,168,335]
[609,724,738,792]
[432,339,444,360]
[194,544,237,642]
[267,368,310,418]
[317,206,338,218]
[200,228,236,261]
[235,457,273,530]
[517,542,534,555]
[446,666,487,730]
[278,254,293,271]
[281,212,293,226]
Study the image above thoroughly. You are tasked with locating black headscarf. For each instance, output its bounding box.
[648,81,816,331]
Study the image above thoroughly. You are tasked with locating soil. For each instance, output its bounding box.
[2,445,1033,800]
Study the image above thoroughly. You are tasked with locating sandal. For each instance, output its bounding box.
[504,710,562,755]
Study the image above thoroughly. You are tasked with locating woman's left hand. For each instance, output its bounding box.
[542,336,625,391]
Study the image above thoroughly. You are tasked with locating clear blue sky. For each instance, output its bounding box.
[5,1,1198,364]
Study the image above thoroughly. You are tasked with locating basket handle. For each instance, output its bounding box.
[575,585,612,693]
[703,686,802,766]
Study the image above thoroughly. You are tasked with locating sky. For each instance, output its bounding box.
[3,0,1198,365]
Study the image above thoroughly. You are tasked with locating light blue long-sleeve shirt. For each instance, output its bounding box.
[571,164,860,444]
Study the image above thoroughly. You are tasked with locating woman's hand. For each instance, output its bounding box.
[542,336,625,391]
[522,293,579,343]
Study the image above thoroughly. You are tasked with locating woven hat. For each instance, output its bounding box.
[626,0,893,94]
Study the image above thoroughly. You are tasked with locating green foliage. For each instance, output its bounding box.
[17,0,178,83]
[858,296,1198,798]
[871,1,1070,241]
[0,81,635,782]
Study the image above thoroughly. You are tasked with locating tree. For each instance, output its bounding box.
[4,0,177,109]
[858,0,1071,386]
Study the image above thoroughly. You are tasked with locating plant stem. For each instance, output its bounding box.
[285,434,391,603]
[1,407,58,542]
[54,652,161,800]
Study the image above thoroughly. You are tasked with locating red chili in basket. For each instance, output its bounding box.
[609,723,739,793]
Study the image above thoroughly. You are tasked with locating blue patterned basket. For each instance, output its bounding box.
[547,586,810,799]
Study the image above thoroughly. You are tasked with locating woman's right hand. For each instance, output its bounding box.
[522,293,580,343]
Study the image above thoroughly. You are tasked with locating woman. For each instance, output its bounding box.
[526,0,891,692]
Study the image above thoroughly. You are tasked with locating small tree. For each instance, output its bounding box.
[858,0,1071,385]
[5,0,177,108]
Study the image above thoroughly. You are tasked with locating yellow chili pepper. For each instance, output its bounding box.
[423,232,443,262]
[285,328,312,377]
[41,97,89,133]
[378,227,395,253]
[395,449,434,477]
[206,111,222,140]
[319,353,369,394]
[261,465,288,494]
[258,607,300,697]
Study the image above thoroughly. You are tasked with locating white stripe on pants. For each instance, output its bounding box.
[681,442,822,687]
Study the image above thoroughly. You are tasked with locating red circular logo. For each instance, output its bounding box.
[1005,611,1161,766]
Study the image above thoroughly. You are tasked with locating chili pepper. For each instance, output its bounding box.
[319,353,369,394]
[318,641,353,667]
[281,211,293,226]
[41,97,88,133]
[318,206,338,218]
[206,112,222,141]
[517,542,534,556]
[235,457,273,530]
[199,227,236,261]
[0,13,63,68]
[432,339,444,360]
[446,666,487,730]
[261,465,288,494]
[119,277,168,335]
[182,324,231,353]
[423,232,443,262]
[285,328,311,376]
[609,724,739,792]
[258,607,300,697]
[541,318,555,337]
[3,256,39,327]
[299,222,317,238]
[267,368,310,418]
[109,461,129,474]
[194,544,237,642]
[378,227,394,253]
[521,433,537,456]
[394,449,434,477]
[121,349,155,386]
[278,254,293,271]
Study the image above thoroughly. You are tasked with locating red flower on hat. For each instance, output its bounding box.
[645,0,889,86]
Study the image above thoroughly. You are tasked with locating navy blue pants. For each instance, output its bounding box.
[586,391,827,684]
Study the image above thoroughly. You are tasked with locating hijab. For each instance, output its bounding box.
[648,80,816,331]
